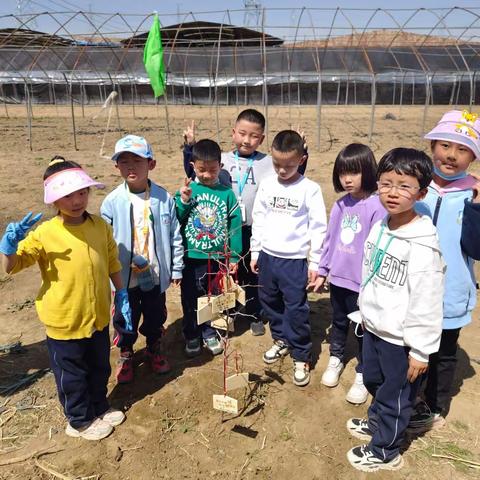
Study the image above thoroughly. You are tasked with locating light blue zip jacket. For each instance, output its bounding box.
[101,181,184,293]
[416,175,479,329]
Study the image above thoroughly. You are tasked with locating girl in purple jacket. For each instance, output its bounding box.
[311,144,385,404]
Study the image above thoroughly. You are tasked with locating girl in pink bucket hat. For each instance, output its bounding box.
[410,110,480,433]
[0,157,132,441]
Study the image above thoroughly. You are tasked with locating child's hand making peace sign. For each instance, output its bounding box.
[180,177,193,203]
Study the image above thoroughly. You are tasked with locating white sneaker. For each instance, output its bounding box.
[321,356,344,387]
[293,361,310,387]
[263,340,289,364]
[65,417,113,441]
[346,372,369,404]
[98,408,126,427]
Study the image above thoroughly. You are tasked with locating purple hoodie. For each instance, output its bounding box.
[319,193,386,292]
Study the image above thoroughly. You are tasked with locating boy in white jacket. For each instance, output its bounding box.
[250,130,327,386]
[346,148,445,472]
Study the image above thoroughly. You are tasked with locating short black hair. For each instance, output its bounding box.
[43,155,82,180]
[236,109,265,130]
[377,147,433,189]
[271,130,304,156]
[333,143,378,194]
[192,139,222,164]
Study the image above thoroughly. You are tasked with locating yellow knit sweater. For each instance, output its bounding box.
[12,214,121,340]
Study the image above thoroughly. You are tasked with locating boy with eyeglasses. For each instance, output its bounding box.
[346,148,445,472]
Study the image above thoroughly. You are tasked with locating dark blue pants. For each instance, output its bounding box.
[329,283,363,373]
[46,327,111,429]
[236,225,261,322]
[113,285,167,350]
[424,327,460,416]
[257,251,311,362]
[181,258,219,341]
[363,330,420,461]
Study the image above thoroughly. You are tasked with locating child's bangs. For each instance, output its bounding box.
[336,156,363,176]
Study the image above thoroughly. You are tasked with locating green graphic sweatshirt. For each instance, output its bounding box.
[175,182,242,262]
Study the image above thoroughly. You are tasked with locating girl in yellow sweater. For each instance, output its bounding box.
[0,157,131,441]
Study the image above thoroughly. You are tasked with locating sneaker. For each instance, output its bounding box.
[250,320,265,336]
[347,444,404,472]
[65,418,113,441]
[116,349,133,384]
[293,361,310,387]
[346,372,369,404]
[98,408,126,427]
[263,340,289,364]
[204,336,223,355]
[407,410,446,434]
[145,341,171,374]
[185,338,202,358]
[346,418,373,440]
[321,356,344,387]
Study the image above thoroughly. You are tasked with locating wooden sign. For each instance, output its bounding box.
[213,394,239,414]
[212,292,236,314]
[226,372,250,391]
[235,285,246,306]
[211,314,234,332]
[197,296,214,325]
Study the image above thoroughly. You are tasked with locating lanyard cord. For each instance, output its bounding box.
[361,223,394,288]
[234,151,255,199]
[128,183,151,260]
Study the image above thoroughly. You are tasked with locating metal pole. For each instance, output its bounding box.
[316,75,322,150]
[421,74,431,139]
[261,8,268,146]
[368,74,376,144]
[64,73,78,151]
[0,84,9,118]
[25,81,33,151]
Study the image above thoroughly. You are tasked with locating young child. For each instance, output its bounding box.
[101,135,184,384]
[0,158,129,441]
[311,144,385,404]
[250,130,327,386]
[346,148,445,472]
[182,110,308,336]
[409,110,480,431]
[175,139,242,357]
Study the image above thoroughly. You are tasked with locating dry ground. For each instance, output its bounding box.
[0,104,479,480]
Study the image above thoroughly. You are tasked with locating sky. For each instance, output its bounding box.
[0,1,479,41]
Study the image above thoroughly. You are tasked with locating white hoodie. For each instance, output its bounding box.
[359,215,445,363]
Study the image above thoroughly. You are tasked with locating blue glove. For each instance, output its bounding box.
[0,212,43,255]
[114,288,132,332]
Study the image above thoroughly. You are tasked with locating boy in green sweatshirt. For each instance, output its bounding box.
[175,139,242,357]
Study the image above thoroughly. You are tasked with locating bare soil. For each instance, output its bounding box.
[0,104,479,480]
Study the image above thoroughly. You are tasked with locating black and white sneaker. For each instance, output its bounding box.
[293,361,310,387]
[346,418,373,440]
[263,340,289,364]
[347,444,404,472]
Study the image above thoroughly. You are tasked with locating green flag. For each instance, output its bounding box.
[143,14,166,97]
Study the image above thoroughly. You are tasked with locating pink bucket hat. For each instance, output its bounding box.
[44,168,104,204]
[424,109,480,160]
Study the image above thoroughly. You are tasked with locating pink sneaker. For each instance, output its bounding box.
[145,341,171,374]
[116,349,133,384]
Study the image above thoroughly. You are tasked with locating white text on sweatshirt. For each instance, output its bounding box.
[359,216,445,362]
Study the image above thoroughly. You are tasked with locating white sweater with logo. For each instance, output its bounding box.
[250,175,327,270]
[359,215,445,362]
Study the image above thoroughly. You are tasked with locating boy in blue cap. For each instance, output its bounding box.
[101,135,184,384]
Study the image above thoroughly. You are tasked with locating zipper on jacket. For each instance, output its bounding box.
[127,204,134,288]
[150,208,163,275]
[432,197,442,226]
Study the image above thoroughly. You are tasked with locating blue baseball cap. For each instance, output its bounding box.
[112,135,154,161]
